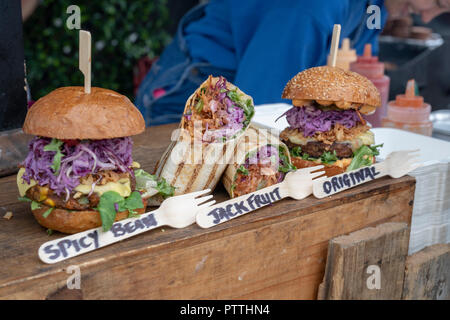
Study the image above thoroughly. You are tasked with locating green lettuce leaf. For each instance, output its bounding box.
[44,138,64,175]
[31,201,41,210]
[320,151,338,165]
[227,89,240,103]
[96,190,145,231]
[134,169,175,198]
[97,191,123,232]
[290,146,302,158]
[278,146,296,173]
[346,144,383,172]
[237,165,249,176]
[42,207,54,218]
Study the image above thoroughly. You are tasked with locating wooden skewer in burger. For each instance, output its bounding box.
[278,24,382,177]
[279,66,383,177]
[16,31,174,234]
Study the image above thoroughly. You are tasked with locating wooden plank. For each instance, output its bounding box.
[0,124,416,299]
[318,222,410,300]
[402,244,450,300]
[0,129,33,177]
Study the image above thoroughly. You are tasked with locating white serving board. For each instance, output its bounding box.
[252,103,450,254]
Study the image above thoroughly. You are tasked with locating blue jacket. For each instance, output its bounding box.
[136,0,387,126]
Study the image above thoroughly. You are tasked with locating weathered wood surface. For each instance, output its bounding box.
[0,124,416,299]
[318,222,410,300]
[0,129,33,177]
[402,244,450,300]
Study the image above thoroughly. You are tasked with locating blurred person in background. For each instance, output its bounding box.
[136,0,450,126]
[385,0,450,23]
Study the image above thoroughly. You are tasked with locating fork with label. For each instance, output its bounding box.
[313,149,421,198]
[39,189,215,264]
[195,166,324,228]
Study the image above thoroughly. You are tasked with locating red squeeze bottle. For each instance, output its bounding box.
[350,44,390,128]
[381,79,433,136]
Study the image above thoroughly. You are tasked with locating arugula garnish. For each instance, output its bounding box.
[18,196,32,202]
[134,169,175,198]
[227,89,240,103]
[278,146,296,173]
[301,153,318,161]
[195,99,204,112]
[96,190,145,232]
[155,178,175,198]
[290,146,302,158]
[42,207,54,218]
[31,201,41,210]
[290,146,335,163]
[242,98,255,128]
[44,138,64,175]
[237,165,249,176]
[320,151,338,165]
[346,144,383,172]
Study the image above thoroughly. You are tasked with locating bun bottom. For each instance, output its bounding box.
[291,157,350,177]
[32,198,148,234]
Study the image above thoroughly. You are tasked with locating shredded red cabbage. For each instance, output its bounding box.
[244,145,289,182]
[246,145,279,167]
[202,77,246,142]
[284,106,362,137]
[21,137,133,197]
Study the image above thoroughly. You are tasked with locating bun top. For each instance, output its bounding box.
[23,87,145,140]
[282,66,381,113]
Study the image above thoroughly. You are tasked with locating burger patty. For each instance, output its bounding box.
[283,139,354,159]
[26,170,136,211]
[26,186,101,210]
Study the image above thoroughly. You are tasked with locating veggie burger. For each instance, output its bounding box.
[279,66,383,176]
[17,87,174,234]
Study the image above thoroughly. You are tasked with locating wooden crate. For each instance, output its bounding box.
[0,124,416,299]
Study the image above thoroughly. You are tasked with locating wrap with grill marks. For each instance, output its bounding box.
[222,125,293,198]
[154,76,255,198]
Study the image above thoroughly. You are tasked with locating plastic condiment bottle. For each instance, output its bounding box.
[350,44,390,128]
[327,38,357,71]
[381,79,433,136]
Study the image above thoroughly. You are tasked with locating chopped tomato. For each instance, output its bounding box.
[62,139,80,147]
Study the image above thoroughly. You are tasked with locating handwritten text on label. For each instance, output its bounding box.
[321,166,380,195]
[206,187,282,225]
[42,212,158,261]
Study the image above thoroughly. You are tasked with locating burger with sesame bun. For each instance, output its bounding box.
[279,66,383,177]
[17,87,174,234]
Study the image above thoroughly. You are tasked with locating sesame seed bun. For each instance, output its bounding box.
[281,66,381,114]
[23,87,145,140]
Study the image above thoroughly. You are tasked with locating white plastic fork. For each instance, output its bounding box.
[196,165,325,228]
[313,149,422,198]
[38,189,216,264]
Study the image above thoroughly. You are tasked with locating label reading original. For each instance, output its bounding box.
[321,165,380,195]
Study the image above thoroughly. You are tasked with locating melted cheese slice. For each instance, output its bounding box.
[75,178,131,197]
[16,167,131,198]
[17,168,37,197]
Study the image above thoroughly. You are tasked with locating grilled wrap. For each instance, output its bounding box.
[222,125,294,198]
[154,76,255,197]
